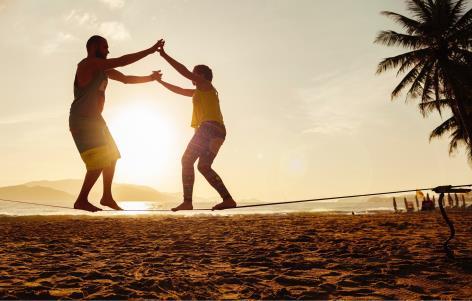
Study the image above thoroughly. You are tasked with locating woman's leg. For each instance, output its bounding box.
[181,147,200,203]
[172,135,202,211]
[197,138,232,201]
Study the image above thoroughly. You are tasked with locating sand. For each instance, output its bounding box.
[0,211,471,300]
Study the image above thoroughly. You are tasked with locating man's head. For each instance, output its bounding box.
[86,35,109,59]
[193,65,213,82]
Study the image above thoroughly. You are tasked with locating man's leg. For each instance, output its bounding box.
[74,169,103,212]
[100,160,123,210]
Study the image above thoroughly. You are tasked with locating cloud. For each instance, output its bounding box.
[297,63,389,136]
[41,32,79,55]
[99,0,125,9]
[63,10,130,41]
[99,22,130,40]
[64,10,98,27]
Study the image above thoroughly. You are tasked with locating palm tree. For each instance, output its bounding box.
[375,0,472,157]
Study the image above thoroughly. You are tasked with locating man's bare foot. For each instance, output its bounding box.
[74,201,102,212]
[212,199,237,211]
[171,201,193,212]
[100,198,123,210]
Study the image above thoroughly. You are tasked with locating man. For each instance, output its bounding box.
[70,35,162,212]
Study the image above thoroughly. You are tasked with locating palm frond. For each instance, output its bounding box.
[429,113,470,158]
[450,24,472,45]
[449,0,466,24]
[390,60,425,99]
[376,48,429,74]
[396,49,431,75]
[419,98,452,116]
[374,30,425,49]
[451,48,472,65]
[452,5,472,30]
[408,0,433,23]
[429,116,456,141]
[448,130,462,154]
[380,11,422,34]
[406,59,434,99]
[449,126,468,156]
[420,64,436,106]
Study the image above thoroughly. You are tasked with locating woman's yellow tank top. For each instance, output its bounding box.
[191,88,224,128]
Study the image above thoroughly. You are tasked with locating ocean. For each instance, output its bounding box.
[0,198,397,217]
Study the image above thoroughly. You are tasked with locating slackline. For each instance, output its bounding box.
[0,183,470,212]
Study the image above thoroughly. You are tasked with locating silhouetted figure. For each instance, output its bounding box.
[404,197,414,212]
[454,193,460,208]
[421,197,434,211]
[152,41,236,211]
[70,35,163,212]
[447,193,454,207]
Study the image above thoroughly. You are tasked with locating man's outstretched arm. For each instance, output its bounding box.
[107,69,155,84]
[95,39,163,71]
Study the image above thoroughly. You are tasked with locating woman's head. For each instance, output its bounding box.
[193,65,213,82]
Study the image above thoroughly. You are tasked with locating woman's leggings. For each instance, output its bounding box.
[181,121,232,202]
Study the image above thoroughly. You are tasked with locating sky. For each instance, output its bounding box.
[1,0,471,202]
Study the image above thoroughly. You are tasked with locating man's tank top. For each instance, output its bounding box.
[69,66,108,130]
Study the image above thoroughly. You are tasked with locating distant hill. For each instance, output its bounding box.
[0,179,180,204]
[25,179,179,202]
[367,195,416,205]
[0,185,75,203]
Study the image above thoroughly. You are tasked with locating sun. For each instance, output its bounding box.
[107,101,177,184]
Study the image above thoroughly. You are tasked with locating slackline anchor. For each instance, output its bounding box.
[432,185,471,259]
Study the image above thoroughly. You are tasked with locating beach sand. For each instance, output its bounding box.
[0,211,471,300]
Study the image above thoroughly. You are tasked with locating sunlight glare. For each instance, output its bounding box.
[119,201,151,215]
[108,101,177,184]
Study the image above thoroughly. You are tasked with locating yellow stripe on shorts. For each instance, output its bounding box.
[80,145,119,171]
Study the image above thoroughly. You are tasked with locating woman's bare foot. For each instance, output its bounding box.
[171,201,193,212]
[74,201,102,212]
[100,197,123,210]
[212,199,237,211]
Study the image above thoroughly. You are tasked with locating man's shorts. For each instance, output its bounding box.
[70,125,121,171]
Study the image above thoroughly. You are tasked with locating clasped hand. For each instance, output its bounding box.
[151,70,163,81]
